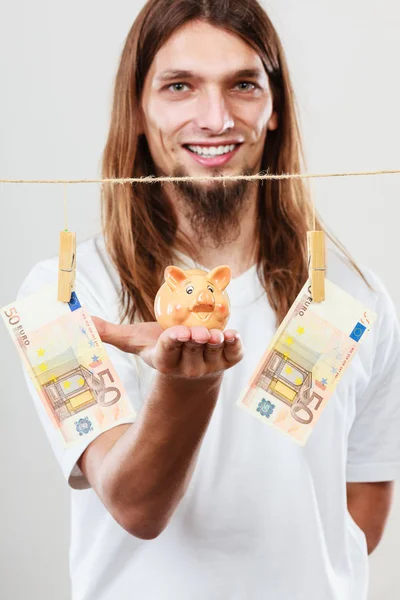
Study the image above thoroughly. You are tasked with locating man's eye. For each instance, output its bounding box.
[235,81,257,92]
[168,82,189,92]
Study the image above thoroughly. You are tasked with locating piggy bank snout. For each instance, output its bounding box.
[190,289,215,312]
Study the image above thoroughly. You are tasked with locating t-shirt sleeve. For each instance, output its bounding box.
[346,277,400,482]
[17,259,142,490]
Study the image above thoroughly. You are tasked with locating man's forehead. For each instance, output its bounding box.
[148,21,265,82]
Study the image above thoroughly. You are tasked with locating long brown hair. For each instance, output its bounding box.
[102,0,368,326]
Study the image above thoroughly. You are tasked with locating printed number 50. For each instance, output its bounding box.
[290,390,323,425]
[90,368,121,407]
[4,307,20,326]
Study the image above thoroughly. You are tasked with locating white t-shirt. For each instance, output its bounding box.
[18,234,400,600]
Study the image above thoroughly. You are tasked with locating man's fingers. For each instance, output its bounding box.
[179,327,210,376]
[154,326,192,371]
[204,329,225,364]
[223,331,244,364]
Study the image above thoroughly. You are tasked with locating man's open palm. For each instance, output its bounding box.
[92,316,244,380]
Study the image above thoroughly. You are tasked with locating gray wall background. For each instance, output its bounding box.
[1,0,399,598]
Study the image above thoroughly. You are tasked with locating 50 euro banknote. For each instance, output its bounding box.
[2,284,136,448]
[237,279,377,445]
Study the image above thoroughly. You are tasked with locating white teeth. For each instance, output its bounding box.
[187,144,237,157]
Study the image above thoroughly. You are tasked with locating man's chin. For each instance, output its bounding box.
[169,164,253,248]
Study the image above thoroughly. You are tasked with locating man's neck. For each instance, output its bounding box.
[186,233,258,279]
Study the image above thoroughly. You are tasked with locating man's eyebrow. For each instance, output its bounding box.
[155,68,265,82]
[155,70,194,82]
[233,68,265,79]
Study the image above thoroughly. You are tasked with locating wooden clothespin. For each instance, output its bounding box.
[58,230,76,302]
[307,230,325,302]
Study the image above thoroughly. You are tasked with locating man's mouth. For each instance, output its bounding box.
[183,142,242,166]
[186,143,238,157]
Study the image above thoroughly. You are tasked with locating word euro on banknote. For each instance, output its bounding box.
[2,284,136,448]
[237,279,377,445]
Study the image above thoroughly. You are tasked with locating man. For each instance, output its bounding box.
[20,1,400,598]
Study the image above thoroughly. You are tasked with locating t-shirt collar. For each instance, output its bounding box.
[173,249,263,307]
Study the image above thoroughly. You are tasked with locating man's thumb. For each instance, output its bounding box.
[92,316,136,353]
[91,316,164,355]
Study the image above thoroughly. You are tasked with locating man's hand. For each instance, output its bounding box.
[92,316,244,380]
[347,481,394,554]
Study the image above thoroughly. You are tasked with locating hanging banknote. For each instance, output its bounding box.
[2,284,136,448]
[237,279,377,445]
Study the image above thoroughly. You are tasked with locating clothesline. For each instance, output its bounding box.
[0,167,399,185]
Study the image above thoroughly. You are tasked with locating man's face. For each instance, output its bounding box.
[141,20,277,178]
[140,20,278,246]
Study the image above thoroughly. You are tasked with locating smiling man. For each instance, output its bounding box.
[19,1,400,599]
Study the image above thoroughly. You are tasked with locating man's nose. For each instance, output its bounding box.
[194,90,234,134]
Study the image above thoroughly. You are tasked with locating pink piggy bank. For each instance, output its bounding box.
[154,265,231,330]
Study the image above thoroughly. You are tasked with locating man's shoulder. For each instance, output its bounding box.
[326,243,398,351]
[18,235,121,320]
[326,244,387,313]
[19,234,112,289]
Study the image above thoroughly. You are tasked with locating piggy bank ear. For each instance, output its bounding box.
[207,265,231,291]
[164,266,188,291]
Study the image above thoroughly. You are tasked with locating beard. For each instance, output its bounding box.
[170,164,254,249]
